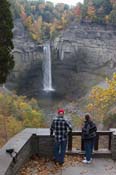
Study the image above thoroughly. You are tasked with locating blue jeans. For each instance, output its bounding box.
[54,140,67,163]
[84,139,94,161]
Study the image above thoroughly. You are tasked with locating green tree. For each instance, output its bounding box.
[109,4,116,24]
[0,0,14,84]
[8,0,20,18]
[93,0,112,15]
[93,0,105,7]
[102,0,112,15]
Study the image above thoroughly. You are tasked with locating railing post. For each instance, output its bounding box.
[31,134,38,155]
[110,129,116,160]
[94,132,99,150]
[68,131,72,151]
[109,132,112,150]
[81,139,84,151]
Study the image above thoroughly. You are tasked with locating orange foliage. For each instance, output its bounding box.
[74,5,81,16]
[110,0,116,4]
[87,5,96,16]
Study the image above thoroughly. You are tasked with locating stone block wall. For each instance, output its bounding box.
[36,136,54,157]
[0,128,116,175]
[0,128,54,175]
[31,133,54,157]
[111,129,116,160]
[6,138,32,175]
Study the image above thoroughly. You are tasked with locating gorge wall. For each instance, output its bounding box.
[52,22,116,99]
[7,19,116,99]
[6,19,44,98]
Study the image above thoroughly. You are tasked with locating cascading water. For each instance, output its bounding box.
[43,42,54,92]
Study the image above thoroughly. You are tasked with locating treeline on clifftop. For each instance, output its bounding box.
[10,0,73,42]
[81,0,116,25]
[8,0,116,43]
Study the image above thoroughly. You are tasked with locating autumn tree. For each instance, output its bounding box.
[73,3,83,22]
[87,73,116,123]
[0,0,14,84]
[109,4,116,24]
[87,4,96,18]
[18,1,73,42]
[0,92,45,146]
[81,4,88,19]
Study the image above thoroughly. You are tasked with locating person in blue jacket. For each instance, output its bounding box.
[82,113,97,163]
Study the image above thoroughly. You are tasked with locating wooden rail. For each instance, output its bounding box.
[68,131,112,151]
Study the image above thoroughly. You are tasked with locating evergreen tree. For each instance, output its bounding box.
[0,0,14,84]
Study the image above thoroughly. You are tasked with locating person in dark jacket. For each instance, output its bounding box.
[82,113,97,163]
[50,109,72,165]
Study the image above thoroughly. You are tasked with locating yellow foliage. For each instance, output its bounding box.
[72,115,84,129]
[31,33,38,40]
[87,5,96,18]
[50,24,56,36]
[7,116,22,137]
[0,92,45,147]
[87,73,116,122]
[105,15,110,23]
[56,24,63,30]
[61,11,69,27]
[25,16,33,28]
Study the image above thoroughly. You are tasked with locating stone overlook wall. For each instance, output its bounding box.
[0,128,116,175]
[0,129,54,175]
[111,129,116,160]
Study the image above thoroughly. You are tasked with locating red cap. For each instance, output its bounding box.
[58,109,64,115]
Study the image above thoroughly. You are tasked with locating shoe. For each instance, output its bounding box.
[87,160,92,164]
[84,157,92,161]
[82,160,88,163]
[82,159,92,164]
[53,159,58,165]
[59,162,64,166]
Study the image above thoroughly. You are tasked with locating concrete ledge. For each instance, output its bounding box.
[0,129,34,175]
[0,128,116,175]
[67,149,112,158]
[110,129,116,160]
[0,128,53,175]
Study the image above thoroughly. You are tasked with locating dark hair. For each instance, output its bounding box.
[85,114,91,121]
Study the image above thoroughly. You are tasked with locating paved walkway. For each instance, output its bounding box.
[55,159,116,175]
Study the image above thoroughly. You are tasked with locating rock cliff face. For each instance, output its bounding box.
[7,20,116,99]
[52,23,116,98]
[6,19,44,97]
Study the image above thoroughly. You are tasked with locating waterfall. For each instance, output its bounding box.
[43,42,54,92]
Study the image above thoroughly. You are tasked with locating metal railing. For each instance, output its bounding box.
[68,131,112,151]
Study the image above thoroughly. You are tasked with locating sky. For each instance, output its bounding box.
[28,0,84,6]
[46,0,84,6]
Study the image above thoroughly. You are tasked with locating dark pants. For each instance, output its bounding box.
[84,139,94,161]
[54,140,67,163]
